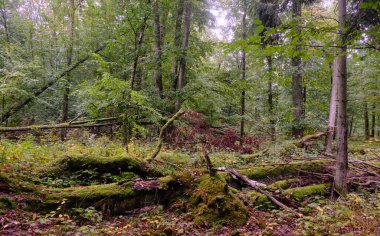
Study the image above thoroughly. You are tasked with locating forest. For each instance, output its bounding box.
[0,0,379,235]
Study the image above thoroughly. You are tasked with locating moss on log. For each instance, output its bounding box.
[265,178,301,190]
[43,176,176,215]
[190,174,249,227]
[250,183,331,208]
[46,154,162,178]
[237,160,328,180]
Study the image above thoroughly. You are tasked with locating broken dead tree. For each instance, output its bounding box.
[149,108,186,161]
[294,131,327,148]
[227,169,303,217]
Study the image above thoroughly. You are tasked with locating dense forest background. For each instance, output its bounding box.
[0,0,380,234]
[1,0,378,138]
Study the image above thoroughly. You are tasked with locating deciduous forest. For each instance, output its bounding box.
[0,0,379,235]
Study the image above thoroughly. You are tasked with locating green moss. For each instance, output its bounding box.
[0,197,16,212]
[265,178,301,190]
[45,154,162,177]
[191,174,248,227]
[284,183,330,200]
[238,161,327,180]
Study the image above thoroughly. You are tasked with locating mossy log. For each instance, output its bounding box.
[43,176,177,215]
[251,183,331,208]
[46,154,162,178]
[232,160,329,181]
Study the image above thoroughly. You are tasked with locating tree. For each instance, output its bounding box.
[240,0,247,138]
[334,0,348,196]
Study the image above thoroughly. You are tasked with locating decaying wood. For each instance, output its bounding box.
[227,169,303,217]
[149,108,186,161]
[0,122,120,133]
[245,148,269,160]
[294,131,327,148]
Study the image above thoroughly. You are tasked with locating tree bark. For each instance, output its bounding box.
[152,0,164,99]
[325,60,338,154]
[291,0,304,138]
[0,0,10,43]
[240,0,247,139]
[175,0,191,111]
[171,0,185,91]
[267,56,276,141]
[364,101,370,139]
[334,0,348,196]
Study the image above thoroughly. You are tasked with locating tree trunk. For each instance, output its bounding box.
[334,0,348,196]
[267,56,276,141]
[364,101,370,139]
[61,0,75,140]
[0,0,10,43]
[171,0,185,91]
[153,0,164,99]
[291,0,304,138]
[240,0,247,138]
[131,1,150,90]
[325,60,338,154]
[371,103,375,137]
[349,114,354,137]
[175,0,191,111]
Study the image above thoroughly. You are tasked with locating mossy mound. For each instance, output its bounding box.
[44,154,162,178]
[0,197,16,214]
[190,174,249,227]
[238,160,328,180]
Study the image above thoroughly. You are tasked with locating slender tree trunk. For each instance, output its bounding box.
[61,0,75,140]
[131,1,150,90]
[371,103,375,137]
[240,0,247,138]
[325,60,338,154]
[0,0,10,43]
[153,0,164,99]
[334,0,348,196]
[349,114,354,137]
[291,0,304,138]
[364,101,370,139]
[171,0,185,91]
[175,0,191,111]
[267,56,275,141]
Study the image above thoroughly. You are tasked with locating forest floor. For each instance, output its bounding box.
[0,135,379,235]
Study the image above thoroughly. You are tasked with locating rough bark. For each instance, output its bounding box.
[325,59,338,154]
[152,0,164,99]
[240,0,247,138]
[171,0,185,91]
[334,0,348,196]
[291,0,304,138]
[175,0,192,111]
